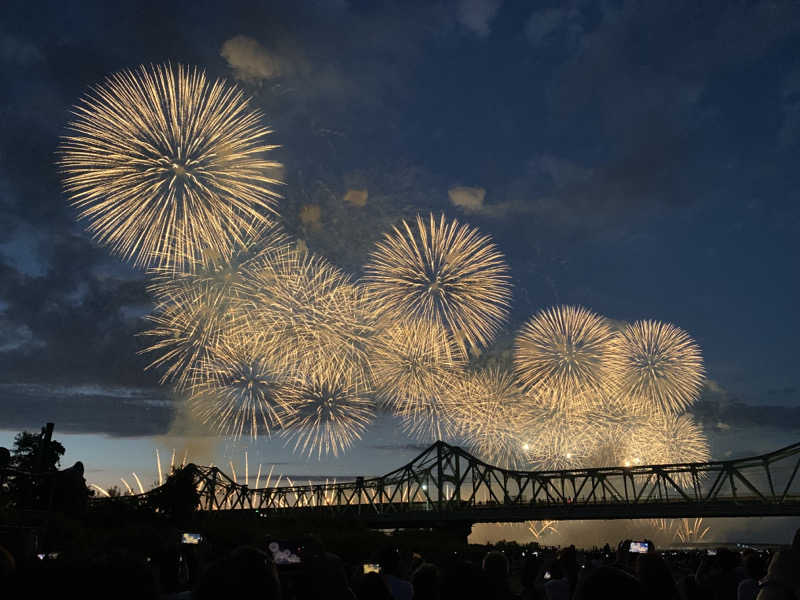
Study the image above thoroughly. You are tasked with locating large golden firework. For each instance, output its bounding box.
[370,319,462,415]
[448,368,532,469]
[400,400,460,443]
[521,405,594,471]
[59,63,282,269]
[364,213,511,355]
[140,282,245,388]
[608,320,704,414]
[147,221,287,301]
[243,245,374,383]
[628,412,710,478]
[189,333,291,439]
[513,305,616,413]
[142,225,288,388]
[279,365,375,458]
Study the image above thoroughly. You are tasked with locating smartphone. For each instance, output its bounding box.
[363,563,380,574]
[707,549,717,556]
[544,571,551,580]
[181,532,203,545]
[268,540,302,565]
[629,541,650,554]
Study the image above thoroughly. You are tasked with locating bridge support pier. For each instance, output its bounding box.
[432,521,473,546]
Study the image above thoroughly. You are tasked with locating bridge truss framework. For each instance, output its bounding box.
[176,440,800,526]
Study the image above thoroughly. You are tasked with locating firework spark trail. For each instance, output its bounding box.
[280,364,376,458]
[189,332,291,439]
[608,320,704,414]
[527,520,559,542]
[514,305,616,412]
[132,472,145,494]
[448,368,532,469]
[59,63,282,270]
[370,319,463,416]
[156,449,163,486]
[120,478,133,494]
[90,484,111,497]
[364,213,511,356]
[674,518,710,543]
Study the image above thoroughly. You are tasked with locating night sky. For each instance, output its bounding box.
[2,0,800,503]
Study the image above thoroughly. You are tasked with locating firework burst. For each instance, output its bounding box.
[521,405,594,470]
[189,333,291,439]
[364,213,511,355]
[147,221,287,300]
[140,282,245,387]
[628,412,710,478]
[244,246,374,382]
[280,365,375,458]
[370,319,462,415]
[448,368,532,469]
[59,63,282,269]
[608,320,704,414]
[514,305,616,413]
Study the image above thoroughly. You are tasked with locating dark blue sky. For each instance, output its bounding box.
[1,0,799,453]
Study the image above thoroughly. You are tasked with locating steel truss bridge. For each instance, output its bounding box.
[175,440,800,527]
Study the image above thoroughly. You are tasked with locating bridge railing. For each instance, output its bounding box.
[182,440,800,515]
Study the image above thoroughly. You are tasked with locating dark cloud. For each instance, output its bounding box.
[692,399,800,433]
[0,383,174,437]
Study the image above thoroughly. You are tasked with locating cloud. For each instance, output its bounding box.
[0,383,174,438]
[220,35,286,83]
[343,188,368,207]
[525,8,580,46]
[456,0,502,37]
[447,186,486,212]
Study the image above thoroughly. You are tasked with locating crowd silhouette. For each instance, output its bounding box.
[2,529,797,600]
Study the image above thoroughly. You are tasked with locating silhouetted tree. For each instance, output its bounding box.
[146,465,200,525]
[11,431,65,473]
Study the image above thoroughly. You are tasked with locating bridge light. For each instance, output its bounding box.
[422,484,428,490]
[565,453,573,459]
[624,461,631,467]
[522,443,530,451]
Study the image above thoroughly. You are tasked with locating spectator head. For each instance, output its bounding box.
[636,553,677,600]
[357,571,392,600]
[0,544,15,580]
[482,551,509,580]
[742,551,766,580]
[412,563,440,600]
[716,547,739,572]
[574,566,643,600]
[195,546,280,600]
[379,547,401,576]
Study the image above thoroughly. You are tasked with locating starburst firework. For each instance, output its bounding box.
[608,320,704,414]
[629,412,710,478]
[141,283,244,387]
[244,246,374,382]
[449,368,532,469]
[280,366,375,458]
[189,333,291,439]
[514,305,616,412]
[521,406,594,470]
[370,320,462,415]
[364,213,511,355]
[59,63,282,269]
